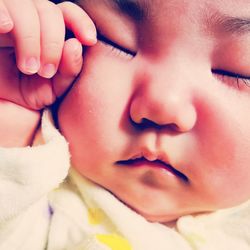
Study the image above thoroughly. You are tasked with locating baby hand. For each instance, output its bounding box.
[0,0,96,110]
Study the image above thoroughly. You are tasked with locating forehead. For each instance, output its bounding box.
[78,0,250,38]
[78,0,250,16]
[78,0,250,26]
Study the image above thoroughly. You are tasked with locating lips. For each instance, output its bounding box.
[116,157,188,182]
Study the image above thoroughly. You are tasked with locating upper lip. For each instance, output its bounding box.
[116,149,188,182]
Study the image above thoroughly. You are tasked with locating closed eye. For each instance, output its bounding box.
[97,31,137,58]
[212,69,250,88]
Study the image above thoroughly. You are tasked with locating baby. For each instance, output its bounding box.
[1,0,250,249]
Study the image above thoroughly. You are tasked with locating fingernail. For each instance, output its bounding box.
[25,57,40,73]
[0,11,12,28]
[86,29,97,44]
[73,42,82,56]
[41,64,56,78]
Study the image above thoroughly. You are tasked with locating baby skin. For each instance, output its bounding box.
[2,0,250,226]
[0,0,96,146]
[57,0,250,223]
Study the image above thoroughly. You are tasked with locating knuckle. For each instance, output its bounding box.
[43,41,62,54]
[72,54,82,67]
[36,0,62,17]
[35,0,55,10]
[21,35,37,44]
[58,1,74,8]
[58,1,85,15]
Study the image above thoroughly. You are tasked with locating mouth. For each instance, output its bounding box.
[116,157,188,182]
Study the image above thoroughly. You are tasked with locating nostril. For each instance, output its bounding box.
[129,84,197,132]
[130,117,163,130]
[130,116,181,132]
[140,118,164,130]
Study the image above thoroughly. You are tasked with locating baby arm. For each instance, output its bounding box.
[0,2,97,248]
[0,0,96,147]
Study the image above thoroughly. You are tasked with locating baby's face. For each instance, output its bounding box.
[57,0,250,223]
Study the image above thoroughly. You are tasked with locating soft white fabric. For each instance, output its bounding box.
[0,110,250,250]
[47,169,192,250]
[177,200,250,250]
[0,110,69,250]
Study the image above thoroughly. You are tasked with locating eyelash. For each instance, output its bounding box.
[97,32,136,59]
[95,33,250,89]
[212,69,250,88]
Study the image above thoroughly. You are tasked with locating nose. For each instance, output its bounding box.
[130,64,197,132]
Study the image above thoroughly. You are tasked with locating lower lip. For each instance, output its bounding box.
[116,159,188,182]
[132,160,176,175]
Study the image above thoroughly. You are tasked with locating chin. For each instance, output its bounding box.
[140,212,180,224]
[126,203,182,224]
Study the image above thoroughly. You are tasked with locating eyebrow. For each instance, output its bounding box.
[95,0,250,36]
[108,1,250,36]
[207,12,250,35]
[222,17,250,34]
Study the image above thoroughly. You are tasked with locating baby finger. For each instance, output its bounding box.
[58,1,97,46]
[0,0,13,33]
[5,0,41,75]
[35,0,65,79]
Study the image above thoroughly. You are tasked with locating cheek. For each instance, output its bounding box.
[194,90,250,206]
[57,47,134,170]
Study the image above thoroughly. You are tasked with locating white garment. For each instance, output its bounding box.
[0,110,250,250]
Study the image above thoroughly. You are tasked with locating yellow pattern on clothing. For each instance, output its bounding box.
[185,233,206,248]
[96,234,132,250]
[88,208,105,225]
